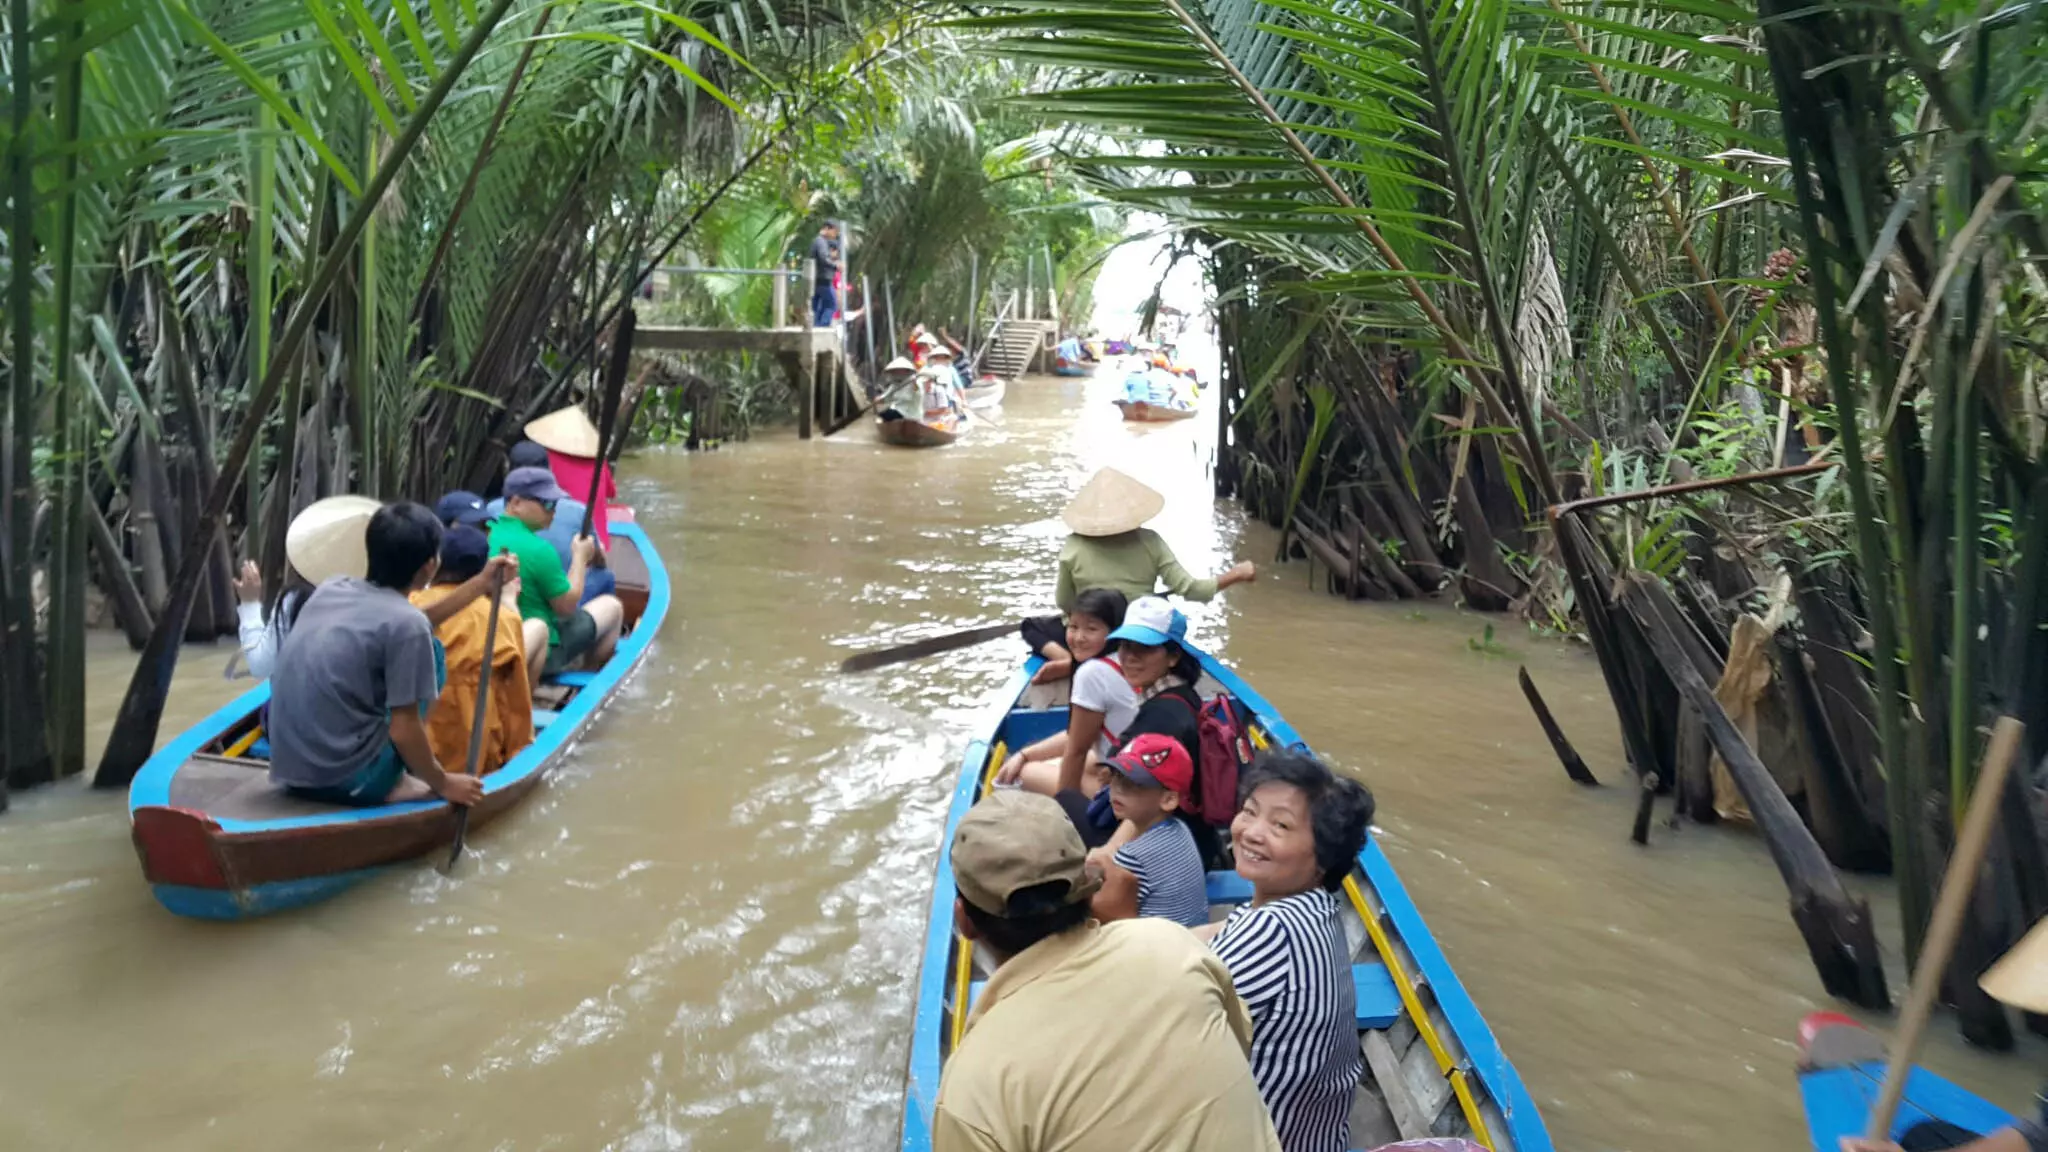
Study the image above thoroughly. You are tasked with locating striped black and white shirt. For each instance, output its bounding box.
[1114,818,1209,927]
[1211,888,1360,1152]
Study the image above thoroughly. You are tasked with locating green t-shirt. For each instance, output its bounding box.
[490,517,571,644]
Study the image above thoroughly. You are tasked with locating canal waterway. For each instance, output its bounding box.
[0,370,2039,1150]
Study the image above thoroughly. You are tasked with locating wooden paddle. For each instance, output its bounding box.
[1864,715,2026,1140]
[839,622,1020,674]
[444,551,512,872]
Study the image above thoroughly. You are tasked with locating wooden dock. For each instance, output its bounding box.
[636,323,866,439]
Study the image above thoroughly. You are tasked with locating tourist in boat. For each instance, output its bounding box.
[1019,586,1126,683]
[810,221,841,328]
[434,490,493,530]
[932,789,1283,1152]
[482,440,617,606]
[266,502,511,808]
[877,356,921,418]
[998,589,1133,796]
[1837,918,2046,1152]
[1201,750,1375,1152]
[906,323,928,363]
[920,346,969,424]
[1054,467,1256,615]
[1090,734,1210,928]
[232,495,382,680]
[408,525,535,775]
[489,466,626,688]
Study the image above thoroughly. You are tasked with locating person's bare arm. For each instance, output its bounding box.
[420,554,519,628]
[996,731,1069,785]
[388,710,482,805]
[1090,857,1140,921]
[548,536,596,617]
[1055,708,1107,794]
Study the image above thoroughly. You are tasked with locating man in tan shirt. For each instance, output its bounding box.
[933,791,1283,1152]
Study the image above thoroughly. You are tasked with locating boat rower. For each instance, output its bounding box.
[920,346,968,424]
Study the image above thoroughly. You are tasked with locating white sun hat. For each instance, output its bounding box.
[284,495,382,586]
[1062,468,1166,537]
[523,405,601,458]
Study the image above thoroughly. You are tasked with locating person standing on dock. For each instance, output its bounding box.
[1054,467,1256,615]
[932,790,1282,1152]
[809,221,841,328]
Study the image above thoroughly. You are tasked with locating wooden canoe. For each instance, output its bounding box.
[963,376,1006,408]
[1795,1011,2023,1150]
[1114,398,1199,422]
[877,414,962,447]
[899,648,1552,1152]
[127,517,670,920]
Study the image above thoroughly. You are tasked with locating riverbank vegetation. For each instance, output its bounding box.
[968,0,2048,1040]
[0,0,1119,803]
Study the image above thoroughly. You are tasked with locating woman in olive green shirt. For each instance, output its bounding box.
[1032,469,1254,676]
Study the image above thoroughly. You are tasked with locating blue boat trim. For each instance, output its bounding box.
[901,645,1554,1152]
[127,521,671,912]
[1800,1060,2017,1149]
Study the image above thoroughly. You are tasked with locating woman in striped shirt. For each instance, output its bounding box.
[1205,751,1375,1152]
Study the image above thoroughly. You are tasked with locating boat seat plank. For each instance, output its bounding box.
[1353,963,1401,1029]
[547,670,597,689]
[1362,1029,1434,1141]
[1206,870,1254,905]
[532,708,562,729]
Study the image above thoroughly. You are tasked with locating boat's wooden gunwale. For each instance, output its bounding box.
[877,416,962,447]
[1113,399,1198,422]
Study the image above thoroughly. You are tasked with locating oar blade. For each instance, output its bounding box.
[839,622,1017,674]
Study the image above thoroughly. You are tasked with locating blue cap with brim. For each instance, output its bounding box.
[503,466,570,503]
[1106,595,1187,647]
[435,490,491,527]
[438,525,490,581]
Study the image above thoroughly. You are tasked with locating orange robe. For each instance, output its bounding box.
[410,587,534,776]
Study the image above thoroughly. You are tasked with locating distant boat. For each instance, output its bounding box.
[877,412,963,447]
[963,376,1006,408]
[1794,1011,2020,1151]
[128,516,671,920]
[1114,399,1198,422]
[899,648,1553,1152]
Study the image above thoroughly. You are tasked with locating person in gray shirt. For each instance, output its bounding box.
[267,501,509,808]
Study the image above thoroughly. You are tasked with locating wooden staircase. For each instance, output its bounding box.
[976,318,1057,379]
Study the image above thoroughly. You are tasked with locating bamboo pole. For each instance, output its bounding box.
[1865,717,2026,1139]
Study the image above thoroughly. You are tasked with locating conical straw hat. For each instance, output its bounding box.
[885,357,915,372]
[1062,468,1165,537]
[524,405,601,458]
[1979,915,2048,1013]
[285,496,381,586]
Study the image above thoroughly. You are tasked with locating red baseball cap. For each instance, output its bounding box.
[1107,733,1194,794]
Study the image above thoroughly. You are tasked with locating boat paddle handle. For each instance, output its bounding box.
[446,550,511,871]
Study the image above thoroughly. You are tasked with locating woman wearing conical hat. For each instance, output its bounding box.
[523,405,615,551]
[1053,468,1255,616]
[1840,918,2048,1152]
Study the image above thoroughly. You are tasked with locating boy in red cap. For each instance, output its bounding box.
[1092,733,1211,927]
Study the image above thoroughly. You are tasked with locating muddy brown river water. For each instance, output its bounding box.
[1,372,2039,1151]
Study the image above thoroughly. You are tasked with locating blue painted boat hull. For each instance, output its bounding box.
[127,519,671,920]
[1796,1012,2019,1149]
[899,645,1552,1151]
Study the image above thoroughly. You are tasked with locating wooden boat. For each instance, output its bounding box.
[900,648,1552,1152]
[963,375,1006,408]
[1795,1011,2022,1150]
[1053,361,1094,377]
[1114,398,1199,422]
[877,413,962,447]
[127,515,671,920]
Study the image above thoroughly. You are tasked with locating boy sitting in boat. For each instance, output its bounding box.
[267,502,502,808]
[409,525,534,776]
[934,790,1282,1152]
[490,466,627,688]
[1090,734,1210,928]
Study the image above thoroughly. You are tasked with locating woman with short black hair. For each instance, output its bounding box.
[1207,750,1375,1152]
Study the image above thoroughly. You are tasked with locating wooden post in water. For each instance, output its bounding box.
[1519,667,1598,785]
[772,266,788,328]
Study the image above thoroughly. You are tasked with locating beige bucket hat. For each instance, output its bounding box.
[524,405,601,458]
[1062,467,1165,537]
[1979,916,2048,1013]
[284,495,381,586]
[952,790,1100,916]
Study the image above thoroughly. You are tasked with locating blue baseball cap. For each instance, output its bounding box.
[1106,596,1187,647]
[503,466,570,503]
[434,490,491,527]
[438,525,490,581]
[508,440,551,469]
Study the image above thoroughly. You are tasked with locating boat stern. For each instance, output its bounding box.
[130,805,375,921]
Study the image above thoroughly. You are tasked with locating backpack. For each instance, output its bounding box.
[1192,694,1256,826]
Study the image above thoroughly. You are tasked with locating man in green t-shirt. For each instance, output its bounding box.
[489,467,625,687]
